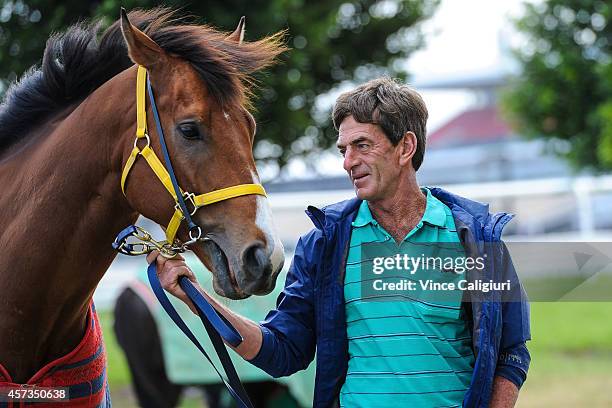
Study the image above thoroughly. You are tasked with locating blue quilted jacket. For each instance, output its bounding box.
[250,187,531,407]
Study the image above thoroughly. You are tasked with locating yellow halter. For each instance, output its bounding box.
[120,66,266,244]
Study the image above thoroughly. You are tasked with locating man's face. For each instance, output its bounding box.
[337,116,402,201]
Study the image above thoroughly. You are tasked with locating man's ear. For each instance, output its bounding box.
[398,131,418,168]
[227,16,246,44]
[120,8,164,67]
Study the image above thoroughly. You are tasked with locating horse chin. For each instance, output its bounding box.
[196,239,250,300]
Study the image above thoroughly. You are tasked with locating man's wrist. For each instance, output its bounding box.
[238,323,263,360]
[489,375,519,408]
[194,284,264,360]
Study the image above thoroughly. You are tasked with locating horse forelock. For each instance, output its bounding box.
[0,7,287,155]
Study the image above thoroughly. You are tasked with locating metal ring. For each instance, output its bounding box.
[189,226,202,242]
[160,246,179,258]
[133,133,151,149]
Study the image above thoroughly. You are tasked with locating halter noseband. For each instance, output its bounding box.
[119,66,266,248]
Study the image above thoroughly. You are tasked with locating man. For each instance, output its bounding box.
[150,77,531,407]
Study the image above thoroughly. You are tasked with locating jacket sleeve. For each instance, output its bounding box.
[495,241,531,388]
[247,229,322,377]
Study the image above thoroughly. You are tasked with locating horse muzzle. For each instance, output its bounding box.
[196,237,284,300]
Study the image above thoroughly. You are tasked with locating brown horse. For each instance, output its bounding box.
[0,7,285,389]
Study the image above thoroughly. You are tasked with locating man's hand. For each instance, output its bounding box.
[146,250,198,314]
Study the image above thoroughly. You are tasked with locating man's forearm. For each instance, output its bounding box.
[489,376,519,408]
[149,252,266,360]
[193,283,263,360]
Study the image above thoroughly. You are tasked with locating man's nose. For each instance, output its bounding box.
[343,148,358,172]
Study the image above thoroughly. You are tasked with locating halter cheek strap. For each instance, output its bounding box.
[120,66,266,244]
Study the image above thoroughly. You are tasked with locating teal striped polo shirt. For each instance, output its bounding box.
[340,188,475,407]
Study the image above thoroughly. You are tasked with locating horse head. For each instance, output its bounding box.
[118,10,286,299]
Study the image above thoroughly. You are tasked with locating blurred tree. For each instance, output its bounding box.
[0,0,438,176]
[502,0,611,171]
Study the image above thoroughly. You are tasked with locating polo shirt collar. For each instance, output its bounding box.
[421,187,447,228]
[352,199,375,227]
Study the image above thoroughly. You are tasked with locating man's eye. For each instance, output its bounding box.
[178,122,201,140]
[358,143,369,149]
[339,149,346,157]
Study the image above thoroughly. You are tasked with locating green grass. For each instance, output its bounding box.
[528,302,612,353]
[98,303,612,407]
[98,312,131,389]
[523,275,612,302]
[517,302,612,407]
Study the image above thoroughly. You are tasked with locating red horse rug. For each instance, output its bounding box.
[0,304,110,407]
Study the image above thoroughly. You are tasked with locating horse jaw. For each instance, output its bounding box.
[191,239,250,300]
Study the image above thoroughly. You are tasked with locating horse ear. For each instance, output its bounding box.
[120,8,164,67]
[227,16,246,44]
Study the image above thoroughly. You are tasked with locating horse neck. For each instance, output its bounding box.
[0,67,139,382]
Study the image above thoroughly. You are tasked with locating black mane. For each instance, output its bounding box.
[0,8,285,154]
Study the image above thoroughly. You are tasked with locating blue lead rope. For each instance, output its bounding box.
[147,262,253,408]
[179,274,243,348]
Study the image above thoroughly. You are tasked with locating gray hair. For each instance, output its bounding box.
[332,77,428,171]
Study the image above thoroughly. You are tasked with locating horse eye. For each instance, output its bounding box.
[178,122,201,140]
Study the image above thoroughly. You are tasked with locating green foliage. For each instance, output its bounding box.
[0,0,438,175]
[502,0,612,171]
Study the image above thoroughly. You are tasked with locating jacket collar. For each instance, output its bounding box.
[306,198,360,231]
[428,186,490,225]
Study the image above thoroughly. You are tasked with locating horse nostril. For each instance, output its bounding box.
[242,242,269,279]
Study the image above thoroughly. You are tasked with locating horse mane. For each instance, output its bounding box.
[0,7,286,154]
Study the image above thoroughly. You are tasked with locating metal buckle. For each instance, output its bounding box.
[175,192,198,216]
